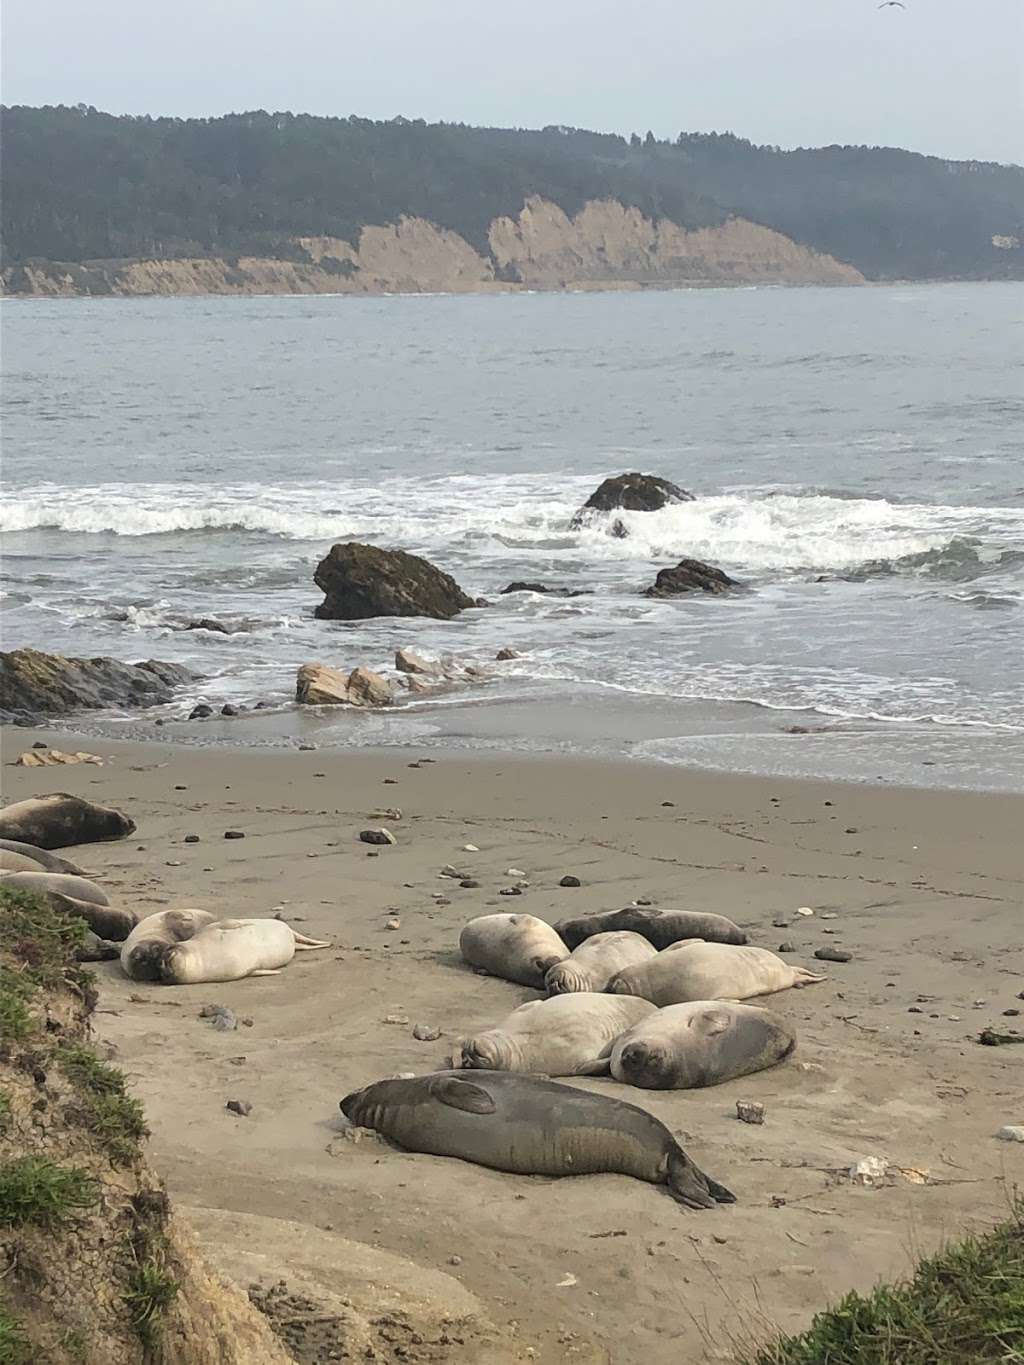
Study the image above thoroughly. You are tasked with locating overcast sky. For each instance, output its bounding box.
[3,0,1021,164]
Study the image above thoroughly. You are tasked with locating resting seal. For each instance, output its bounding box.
[0,793,135,849]
[459,914,568,988]
[0,870,136,941]
[120,909,217,982]
[610,1001,796,1089]
[554,907,747,951]
[451,993,656,1076]
[609,942,826,1006]
[0,840,90,876]
[157,917,329,984]
[340,1070,734,1210]
[545,930,656,994]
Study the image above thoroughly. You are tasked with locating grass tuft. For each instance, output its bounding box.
[0,1156,98,1227]
[124,1250,179,1348]
[745,1203,1024,1365]
[0,887,89,991]
[59,1045,147,1166]
[0,1308,31,1365]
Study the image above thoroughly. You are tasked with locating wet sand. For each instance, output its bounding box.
[3,729,1023,1363]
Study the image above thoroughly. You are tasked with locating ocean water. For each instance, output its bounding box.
[2,283,1022,789]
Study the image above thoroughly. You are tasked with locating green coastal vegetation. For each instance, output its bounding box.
[2,105,1022,280]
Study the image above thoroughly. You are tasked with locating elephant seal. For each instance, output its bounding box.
[0,794,135,849]
[545,930,656,994]
[0,840,91,876]
[157,917,329,984]
[120,908,218,982]
[553,906,747,951]
[610,1001,796,1089]
[340,1070,734,1210]
[459,914,568,988]
[451,993,656,1076]
[0,870,136,941]
[609,942,826,1007]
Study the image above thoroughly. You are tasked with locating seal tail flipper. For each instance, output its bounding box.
[574,1057,612,1076]
[292,931,330,948]
[793,970,828,987]
[667,1149,735,1210]
[249,968,282,976]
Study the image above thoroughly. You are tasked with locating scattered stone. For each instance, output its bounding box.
[820,912,838,920]
[190,704,214,719]
[506,868,526,878]
[645,559,737,597]
[295,662,393,707]
[499,886,523,896]
[849,1156,889,1187]
[736,1100,765,1125]
[439,865,463,878]
[200,1004,238,1031]
[383,1014,409,1026]
[383,778,398,785]
[413,1023,441,1042]
[184,834,200,843]
[996,1126,1024,1143]
[221,703,240,716]
[298,742,316,750]
[463,843,480,852]
[815,947,852,963]
[778,941,796,953]
[559,875,582,888]
[496,648,520,661]
[570,473,694,530]
[795,906,815,917]
[979,1029,1024,1046]
[225,1099,252,1117]
[314,541,474,620]
[384,917,401,931]
[224,830,245,840]
[174,784,188,790]
[1003,1008,1021,1017]
[370,807,403,821]
[165,859,182,867]
[908,1006,924,1014]
[359,828,396,846]
[772,917,789,929]
[660,801,675,808]
[240,1017,254,1028]
[634,897,654,907]
[500,581,588,597]
[845,828,858,834]
[460,879,481,889]
[448,1254,463,1266]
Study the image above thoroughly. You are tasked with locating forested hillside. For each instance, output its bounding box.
[2,106,1022,281]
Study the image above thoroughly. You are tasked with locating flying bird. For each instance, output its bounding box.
[877,1,906,8]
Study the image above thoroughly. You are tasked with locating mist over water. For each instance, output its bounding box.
[2,283,1022,787]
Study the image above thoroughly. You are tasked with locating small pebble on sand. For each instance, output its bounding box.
[815,947,852,963]
[736,1100,765,1125]
[224,830,245,840]
[559,875,582,888]
[360,828,396,846]
[225,1099,253,1117]
[413,1023,441,1041]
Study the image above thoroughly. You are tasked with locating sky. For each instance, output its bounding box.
[3,0,1022,165]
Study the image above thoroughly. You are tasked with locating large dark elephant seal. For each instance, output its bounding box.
[554,906,747,951]
[545,930,656,994]
[156,917,329,984]
[120,908,217,982]
[609,942,826,1006]
[450,993,656,1076]
[340,1070,734,1210]
[459,914,568,988]
[0,794,135,849]
[0,839,90,876]
[0,870,136,941]
[610,1001,796,1089]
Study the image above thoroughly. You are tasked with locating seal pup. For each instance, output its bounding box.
[610,1002,796,1089]
[0,840,90,876]
[554,906,747,951]
[0,870,136,941]
[120,909,218,982]
[609,942,826,1006]
[545,930,656,994]
[451,993,656,1076]
[459,914,568,988]
[340,1070,734,1210]
[157,917,329,984]
[0,794,135,849]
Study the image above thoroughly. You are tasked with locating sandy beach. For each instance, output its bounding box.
[3,728,1023,1363]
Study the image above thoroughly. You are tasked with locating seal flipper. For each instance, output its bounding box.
[666,1147,734,1210]
[574,1058,612,1076]
[428,1076,497,1114]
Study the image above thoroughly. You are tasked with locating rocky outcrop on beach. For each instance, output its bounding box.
[645,559,737,596]
[296,663,394,707]
[570,473,694,530]
[313,542,475,621]
[0,648,197,718]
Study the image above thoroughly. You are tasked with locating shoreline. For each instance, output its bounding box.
[3,727,1022,1362]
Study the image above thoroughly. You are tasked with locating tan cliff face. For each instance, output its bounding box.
[3,198,862,298]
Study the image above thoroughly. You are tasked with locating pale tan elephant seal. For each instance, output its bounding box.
[545,930,657,994]
[609,942,826,1006]
[158,917,330,984]
[610,1001,796,1089]
[120,908,218,982]
[341,1071,735,1210]
[459,914,568,988]
[0,839,90,876]
[451,992,656,1076]
[0,869,136,940]
[0,793,135,849]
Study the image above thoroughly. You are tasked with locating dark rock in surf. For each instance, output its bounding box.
[185,617,233,634]
[189,704,214,719]
[500,582,589,597]
[645,560,737,597]
[0,648,197,719]
[314,542,474,621]
[570,473,694,530]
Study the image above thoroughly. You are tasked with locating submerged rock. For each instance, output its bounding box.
[570,472,694,530]
[644,559,737,597]
[314,542,474,620]
[500,581,589,597]
[0,647,197,718]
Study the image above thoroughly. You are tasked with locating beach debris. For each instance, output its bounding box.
[735,1100,765,1125]
[496,648,520,661]
[370,807,403,821]
[795,906,815,917]
[200,1004,238,1031]
[778,941,796,953]
[996,1126,1024,1143]
[360,828,396,846]
[412,1023,441,1042]
[463,843,480,852]
[979,1029,1024,1046]
[225,1099,253,1117]
[190,704,214,719]
[385,917,401,931]
[383,1014,410,1026]
[559,875,582,888]
[224,829,246,839]
[815,947,852,963]
[15,748,103,767]
[848,1156,889,1187]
